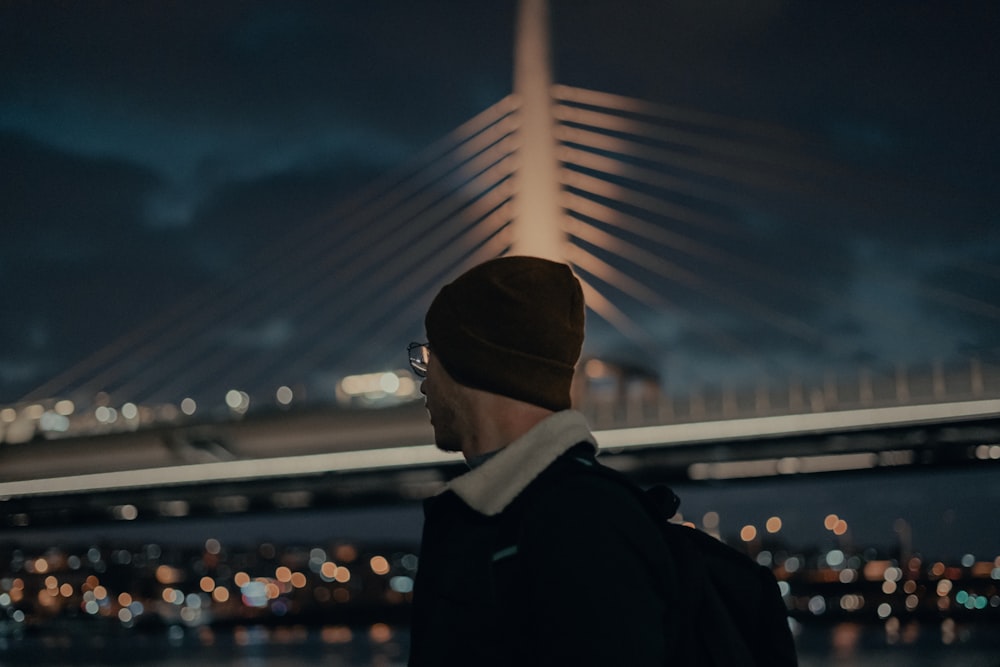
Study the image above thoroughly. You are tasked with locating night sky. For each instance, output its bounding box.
[2,1,998,404]
[1,1,999,559]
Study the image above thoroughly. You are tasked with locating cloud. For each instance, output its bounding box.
[0,132,201,400]
[0,1,517,247]
[0,132,158,253]
[917,242,1000,359]
[0,126,419,402]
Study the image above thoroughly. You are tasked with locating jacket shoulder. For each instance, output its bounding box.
[517,453,649,515]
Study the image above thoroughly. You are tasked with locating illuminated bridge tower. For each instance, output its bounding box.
[511,0,566,261]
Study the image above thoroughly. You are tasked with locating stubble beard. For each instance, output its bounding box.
[428,403,463,454]
[431,419,463,453]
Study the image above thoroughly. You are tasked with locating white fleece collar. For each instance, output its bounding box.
[448,410,596,516]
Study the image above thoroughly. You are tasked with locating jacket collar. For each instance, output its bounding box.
[447,410,596,516]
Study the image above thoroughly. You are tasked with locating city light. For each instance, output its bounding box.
[225,389,250,414]
[370,556,390,576]
[975,444,1000,460]
[336,370,420,406]
[276,385,294,405]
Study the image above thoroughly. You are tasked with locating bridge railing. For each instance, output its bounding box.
[2,357,998,446]
[576,357,1000,430]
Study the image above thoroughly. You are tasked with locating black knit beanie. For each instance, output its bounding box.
[424,256,585,411]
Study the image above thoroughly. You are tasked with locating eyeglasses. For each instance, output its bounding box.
[407,342,430,378]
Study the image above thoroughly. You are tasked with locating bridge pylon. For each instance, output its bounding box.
[511,0,565,261]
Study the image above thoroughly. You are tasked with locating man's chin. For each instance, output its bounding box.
[434,440,462,454]
[432,430,462,454]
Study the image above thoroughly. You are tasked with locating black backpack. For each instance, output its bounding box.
[640,482,799,666]
[497,451,799,667]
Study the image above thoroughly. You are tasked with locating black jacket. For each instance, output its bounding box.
[408,411,674,666]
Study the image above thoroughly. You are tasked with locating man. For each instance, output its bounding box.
[406,255,674,666]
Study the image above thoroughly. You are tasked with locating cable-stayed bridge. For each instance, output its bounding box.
[5,84,997,427]
[1,0,998,519]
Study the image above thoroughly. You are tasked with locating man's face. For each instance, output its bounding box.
[420,353,470,454]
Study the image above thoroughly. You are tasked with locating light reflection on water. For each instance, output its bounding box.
[796,621,1000,667]
[1,623,998,666]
